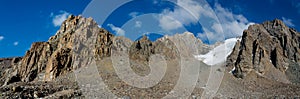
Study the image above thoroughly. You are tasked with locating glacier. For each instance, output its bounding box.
[194,38,240,66]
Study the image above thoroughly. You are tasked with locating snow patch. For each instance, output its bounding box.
[229,67,236,74]
[195,38,240,66]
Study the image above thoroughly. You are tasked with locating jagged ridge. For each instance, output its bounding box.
[2,15,208,85]
[226,19,300,84]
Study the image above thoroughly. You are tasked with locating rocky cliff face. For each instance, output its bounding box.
[2,15,208,86]
[0,15,210,98]
[2,15,112,84]
[0,57,22,86]
[227,19,300,83]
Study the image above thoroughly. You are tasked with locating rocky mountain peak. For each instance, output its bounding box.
[1,15,300,98]
[2,15,111,83]
[50,15,95,39]
[227,19,300,84]
[2,15,211,85]
[129,35,154,62]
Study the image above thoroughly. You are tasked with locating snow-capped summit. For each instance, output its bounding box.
[194,38,240,66]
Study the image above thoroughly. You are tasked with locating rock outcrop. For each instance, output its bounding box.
[129,36,155,62]
[0,57,22,86]
[2,15,112,83]
[18,42,52,82]
[3,15,209,85]
[227,19,300,83]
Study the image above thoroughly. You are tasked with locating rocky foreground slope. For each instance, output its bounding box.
[0,15,300,98]
[0,15,210,98]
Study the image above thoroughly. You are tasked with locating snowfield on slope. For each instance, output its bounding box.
[194,38,240,66]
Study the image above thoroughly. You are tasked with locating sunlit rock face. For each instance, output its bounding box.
[227,19,300,84]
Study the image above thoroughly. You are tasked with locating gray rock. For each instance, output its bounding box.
[226,19,300,83]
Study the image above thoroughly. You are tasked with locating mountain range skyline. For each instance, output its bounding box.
[0,0,300,98]
[0,15,299,98]
[0,0,299,58]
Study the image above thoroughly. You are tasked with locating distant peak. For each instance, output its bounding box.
[272,19,286,26]
[49,15,100,42]
[182,32,194,35]
[138,35,151,43]
[262,18,288,29]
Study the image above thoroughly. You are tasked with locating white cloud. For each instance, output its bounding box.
[177,0,215,20]
[157,0,254,42]
[153,0,158,4]
[214,3,255,38]
[127,0,253,43]
[158,15,183,31]
[50,12,54,17]
[0,36,4,41]
[107,24,125,36]
[52,11,70,27]
[198,3,254,43]
[129,12,140,18]
[159,0,211,31]
[13,42,18,46]
[282,17,295,27]
[157,0,214,31]
[135,21,142,28]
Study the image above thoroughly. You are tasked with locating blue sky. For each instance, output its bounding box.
[0,0,299,58]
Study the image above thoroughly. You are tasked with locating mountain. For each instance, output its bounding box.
[0,15,211,98]
[226,19,300,83]
[135,33,164,42]
[1,15,300,98]
[218,19,300,98]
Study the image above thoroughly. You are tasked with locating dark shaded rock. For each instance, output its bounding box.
[5,74,21,85]
[94,28,114,59]
[11,57,22,64]
[227,19,300,83]
[129,36,155,62]
[18,42,52,82]
[0,57,22,86]
[45,48,72,81]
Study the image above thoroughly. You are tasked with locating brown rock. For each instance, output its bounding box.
[129,36,154,61]
[0,58,19,86]
[45,48,72,81]
[18,42,52,82]
[227,19,300,83]
[2,15,109,83]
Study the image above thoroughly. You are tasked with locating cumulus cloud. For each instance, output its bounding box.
[157,0,254,43]
[13,42,19,46]
[282,17,295,27]
[107,24,125,36]
[158,0,215,31]
[159,0,216,31]
[135,21,142,28]
[213,3,255,39]
[158,15,183,31]
[0,36,4,41]
[51,11,70,27]
[194,2,254,43]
